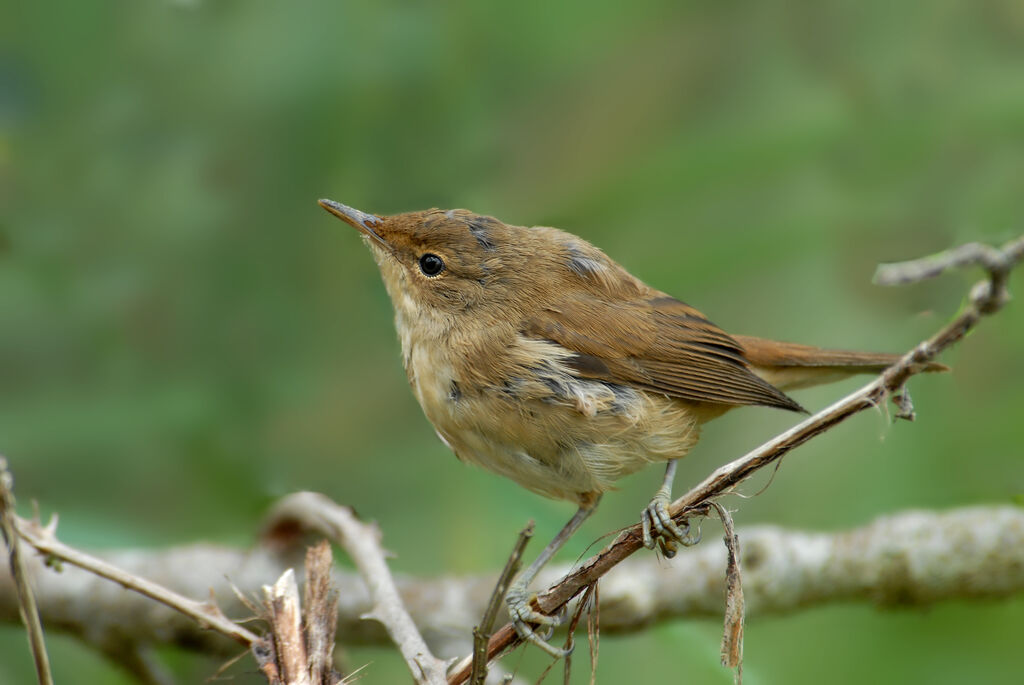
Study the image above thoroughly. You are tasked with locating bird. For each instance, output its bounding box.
[318,198,944,656]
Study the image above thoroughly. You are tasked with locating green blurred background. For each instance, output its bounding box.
[3,0,1024,682]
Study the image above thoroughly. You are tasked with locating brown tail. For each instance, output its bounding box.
[734,335,948,391]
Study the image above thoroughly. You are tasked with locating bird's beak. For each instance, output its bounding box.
[318,199,389,248]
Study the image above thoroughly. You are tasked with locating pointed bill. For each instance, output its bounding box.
[318,199,388,247]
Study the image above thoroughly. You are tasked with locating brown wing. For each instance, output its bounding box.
[522,293,805,412]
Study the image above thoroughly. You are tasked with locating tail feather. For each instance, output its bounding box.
[734,335,948,392]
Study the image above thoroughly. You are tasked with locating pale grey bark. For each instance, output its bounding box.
[3,505,1022,662]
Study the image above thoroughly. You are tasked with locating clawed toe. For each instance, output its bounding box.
[641,495,699,556]
[506,585,572,658]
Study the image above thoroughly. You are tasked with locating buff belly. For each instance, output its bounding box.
[410,346,703,504]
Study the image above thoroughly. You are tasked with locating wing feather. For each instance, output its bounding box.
[522,293,804,412]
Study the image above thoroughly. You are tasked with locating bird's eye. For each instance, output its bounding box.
[418,253,445,277]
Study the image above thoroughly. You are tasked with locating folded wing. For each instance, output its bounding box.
[522,293,805,412]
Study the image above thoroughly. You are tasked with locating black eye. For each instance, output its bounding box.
[418,253,445,276]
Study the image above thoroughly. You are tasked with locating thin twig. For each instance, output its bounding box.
[587,582,598,685]
[0,458,54,685]
[873,237,1024,287]
[467,523,533,685]
[264,492,449,685]
[15,510,259,647]
[450,236,1024,681]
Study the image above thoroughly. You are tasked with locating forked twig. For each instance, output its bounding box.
[14,507,259,648]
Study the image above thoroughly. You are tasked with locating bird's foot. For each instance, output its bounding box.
[641,492,701,558]
[506,581,571,658]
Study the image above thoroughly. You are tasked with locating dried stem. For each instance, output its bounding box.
[252,542,343,685]
[1,458,54,685]
[303,542,342,685]
[711,502,743,676]
[264,492,449,685]
[261,569,309,684]
[450,236,1024,682]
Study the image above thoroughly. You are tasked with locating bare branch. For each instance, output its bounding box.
[457,235,1024,679]
[873,236,1024,287]
[264,492,449,685]
[3,505,1023,665]
[0,457,54,685]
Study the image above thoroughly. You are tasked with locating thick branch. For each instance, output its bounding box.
[3,506,1022,660]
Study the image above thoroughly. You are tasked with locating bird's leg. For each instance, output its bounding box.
[641,459,699,558]
[506,495,600,658]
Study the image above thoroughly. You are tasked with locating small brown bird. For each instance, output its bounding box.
[319,199,942,655]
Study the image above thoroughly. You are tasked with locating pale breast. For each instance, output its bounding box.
[407,343,457,421]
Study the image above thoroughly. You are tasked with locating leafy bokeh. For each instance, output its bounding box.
[2,1,1023,683]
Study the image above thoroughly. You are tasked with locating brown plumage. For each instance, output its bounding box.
[319,199,946,653]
